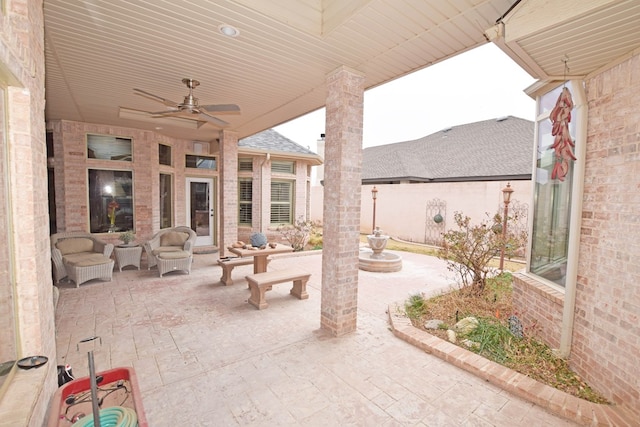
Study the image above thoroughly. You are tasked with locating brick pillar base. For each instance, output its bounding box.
[321,66,365,336]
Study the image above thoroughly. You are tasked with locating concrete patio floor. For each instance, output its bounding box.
[54,249,579,426]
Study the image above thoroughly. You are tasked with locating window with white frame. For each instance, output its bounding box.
[271,160,295,174]
[271,180,293,224]
[528,81,582,287]
[238,158,253,172]
[238,178,252,226]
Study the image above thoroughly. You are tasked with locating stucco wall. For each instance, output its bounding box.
[311,180,532,242]
[572,52,640,407]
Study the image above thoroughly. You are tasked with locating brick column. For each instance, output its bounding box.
[321,66,365,336]
[219,130,238,257]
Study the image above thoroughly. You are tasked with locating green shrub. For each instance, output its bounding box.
[404,293,428,320]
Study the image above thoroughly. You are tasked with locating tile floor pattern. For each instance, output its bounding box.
[54,250,579,426]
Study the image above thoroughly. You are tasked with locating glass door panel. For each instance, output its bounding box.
[186,177,215,246]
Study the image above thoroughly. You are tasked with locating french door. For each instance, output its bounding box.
[186,177,215,247]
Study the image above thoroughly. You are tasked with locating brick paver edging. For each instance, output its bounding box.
[387,303,638,426]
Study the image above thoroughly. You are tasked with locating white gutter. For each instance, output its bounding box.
[237,147,323,166]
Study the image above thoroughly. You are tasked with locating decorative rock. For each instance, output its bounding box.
[508,315,523,339]
[446,329,457,343]
[424,319,444,330]
[453,316,479,334]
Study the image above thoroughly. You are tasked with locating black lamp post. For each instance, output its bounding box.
[499,182,514,271]
[371,186,378,234]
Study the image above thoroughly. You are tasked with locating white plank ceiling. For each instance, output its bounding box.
[44,0,640,142]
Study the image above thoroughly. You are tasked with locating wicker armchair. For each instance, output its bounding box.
[143,226,196,277]
[51,232,115,287]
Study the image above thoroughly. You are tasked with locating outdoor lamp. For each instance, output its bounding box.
[499,182,514,271]
[502,182,514,205]
[371,186,378,233]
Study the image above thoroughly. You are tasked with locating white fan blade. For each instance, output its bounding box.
[199,110,229,127]
[134,88,179,108]
[149,109,179,116]
[200,104,240,114]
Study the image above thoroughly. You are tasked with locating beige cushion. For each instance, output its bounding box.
[152,246,183,256]
[157,250,190,260]
[63,253,112,267]
[160,231,188,247]
[57,238,94,255]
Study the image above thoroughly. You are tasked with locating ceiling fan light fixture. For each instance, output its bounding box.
[132,79,240,128]
[218,24,239,37]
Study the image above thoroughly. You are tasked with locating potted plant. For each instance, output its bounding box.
[118,230,136,246]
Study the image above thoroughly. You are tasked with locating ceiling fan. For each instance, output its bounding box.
[134,78,240,127]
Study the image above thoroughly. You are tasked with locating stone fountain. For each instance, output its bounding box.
[359,227,402,272]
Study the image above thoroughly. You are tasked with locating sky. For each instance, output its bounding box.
[273,43,537,151]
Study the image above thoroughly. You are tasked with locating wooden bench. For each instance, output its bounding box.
[217,256,271,286]
[245,268,310,310]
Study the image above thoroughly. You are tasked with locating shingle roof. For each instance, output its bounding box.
[362,116,534,182]
[239,129,317,156]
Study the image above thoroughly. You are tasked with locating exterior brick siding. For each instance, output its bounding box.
[575,52,640,408]
[514,52,640,411]
[0,1,59,425]
[512,274,563,350]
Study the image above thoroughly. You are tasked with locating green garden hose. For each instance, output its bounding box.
[71,406,137,427]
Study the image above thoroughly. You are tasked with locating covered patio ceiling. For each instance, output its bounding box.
[44,0,516,142]
[44,1,640,143]
[487,0,640,89]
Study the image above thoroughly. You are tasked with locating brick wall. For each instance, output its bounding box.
[572,52,640,407]
[0,0,59,425]
[50,120,196,244]
[238,157,313,247]
[512,274,563,350]
[513,53,640,410]
[51,121,316,256]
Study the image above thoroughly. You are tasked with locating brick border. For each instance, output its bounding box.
[387,304,638,426]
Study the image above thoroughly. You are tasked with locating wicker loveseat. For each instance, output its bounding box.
[51,232,115,287]
[143,226,196,277]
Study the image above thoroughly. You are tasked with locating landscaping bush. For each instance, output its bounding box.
[438,211,525,294]
[277,218,319,251]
